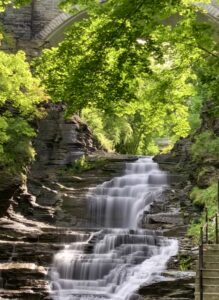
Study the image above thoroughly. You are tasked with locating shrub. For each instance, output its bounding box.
[191,131,219,162]
[188,183,218,244]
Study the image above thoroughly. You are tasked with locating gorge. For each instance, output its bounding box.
[0,0,218,299]
[0,113,195,299]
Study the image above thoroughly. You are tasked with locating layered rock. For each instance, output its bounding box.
[33,104,98,167]
[0,101,208,299]
[0,149,137,299]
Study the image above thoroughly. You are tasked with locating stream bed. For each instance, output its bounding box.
[50,157,178,300]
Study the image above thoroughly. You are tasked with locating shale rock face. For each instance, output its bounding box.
[0,105,100,225]
[0,172,23,217]
[0,155,138,299]
[33,105,98,167]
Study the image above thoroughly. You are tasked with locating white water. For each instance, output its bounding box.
[50,157,178,300]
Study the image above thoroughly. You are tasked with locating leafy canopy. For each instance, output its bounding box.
[0,1,46,172]
[0,51,45,172]
[35,0,218,154]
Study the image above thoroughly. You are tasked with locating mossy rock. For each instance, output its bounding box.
[197,166,219,188]
[0,171,23,191]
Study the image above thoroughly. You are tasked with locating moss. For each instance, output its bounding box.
[197,166,218,188]
[191,130,219,162]
[190,183,217,207]
[188,182,218,244]
[178,254,193,271]
[59,155,107,175]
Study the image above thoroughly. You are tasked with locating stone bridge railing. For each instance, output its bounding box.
[197,0,219,21]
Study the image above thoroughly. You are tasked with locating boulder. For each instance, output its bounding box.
[144,211,184,226]
[139,271,195,299]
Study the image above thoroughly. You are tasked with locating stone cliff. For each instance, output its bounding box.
[0,105,138,299]
[154,101,219,185]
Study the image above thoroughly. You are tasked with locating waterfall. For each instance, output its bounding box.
[50,157,178,300]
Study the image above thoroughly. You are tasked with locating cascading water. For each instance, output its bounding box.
[50,157,178,300]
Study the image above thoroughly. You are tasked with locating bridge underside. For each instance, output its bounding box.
[37,2,219,49]
[0,1,218,56]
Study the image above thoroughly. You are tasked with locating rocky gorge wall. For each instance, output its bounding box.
[0,104,100,223]
[0,105,142,299]
[155,101,219,185]
[0,102,199,299]
[33,105,97,166]
[0,98,217,300]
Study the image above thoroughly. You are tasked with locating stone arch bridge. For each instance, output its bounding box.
[0,0,86,55]
[0,0,218,56]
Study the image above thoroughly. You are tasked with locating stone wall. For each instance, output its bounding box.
[0,4,32,42]
[31,0,61,37]
[0,0,64,53]
[0,0,61,40]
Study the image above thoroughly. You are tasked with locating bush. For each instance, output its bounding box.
[191,131,219,162]
[188,183,218,243]
[62,155,107,175]
[0,51,45,173]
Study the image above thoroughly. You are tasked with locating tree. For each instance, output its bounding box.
[0,50,45,172]
[35,0,218,154]
[0,0,47,173]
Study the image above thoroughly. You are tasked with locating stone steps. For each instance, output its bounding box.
[198,277,219,285]
[197,269,219,277]
[195,245,219,300]
[204,262,219,269]
[195,292,219,300]
[203,255,219,262]
[196,284,219,292]
[204,245,219,250]
[203,250,219,256]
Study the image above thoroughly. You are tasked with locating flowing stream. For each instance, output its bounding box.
[50,157,178,300]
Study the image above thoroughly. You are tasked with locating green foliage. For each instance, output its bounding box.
[188,183,218,243]
[82,107,166,155]
[191,131,219,162]
[33,0,219,156]
[0,0,30,12]
[34,0,218,154]
[178,254,193,271]
[70,155,92,173]
[187,95,203,132]
[0,51,45,172]
[190,183,217,207]
[63,155,107,174]
[81,108,114,151]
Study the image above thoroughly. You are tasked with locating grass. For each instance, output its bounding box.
[188,182,218,244]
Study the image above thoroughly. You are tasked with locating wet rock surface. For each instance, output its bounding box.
[0,153,138,299]
[0,155,197,300]
[139,271,195,300]
[0,108,198,299]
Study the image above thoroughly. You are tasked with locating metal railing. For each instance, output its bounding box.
[198,181,219,300]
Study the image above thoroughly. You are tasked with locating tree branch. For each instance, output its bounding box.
[198,45,219,58]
